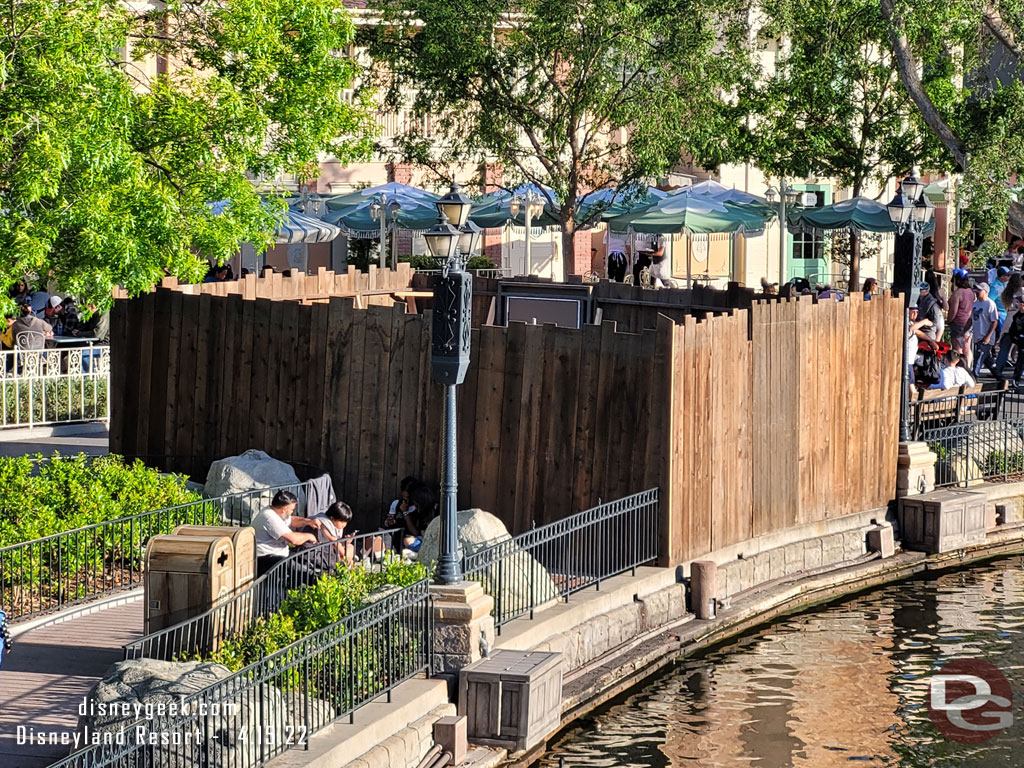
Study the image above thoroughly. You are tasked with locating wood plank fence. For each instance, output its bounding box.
[110,290,902,564]
[114,265,417,305]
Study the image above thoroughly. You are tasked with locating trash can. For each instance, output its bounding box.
[144,535,234,634]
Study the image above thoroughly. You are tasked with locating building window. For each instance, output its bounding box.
[792,190,826,260]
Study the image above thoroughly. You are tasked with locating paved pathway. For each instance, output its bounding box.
[0,423,108,459]
[0,601,143,768]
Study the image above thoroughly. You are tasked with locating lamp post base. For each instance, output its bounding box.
[430,581,495,674]
[896,441,937,498]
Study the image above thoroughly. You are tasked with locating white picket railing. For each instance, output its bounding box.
[0,345,110,429]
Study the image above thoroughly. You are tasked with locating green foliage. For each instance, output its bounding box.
[0,0,373,312]
[0,453,198,544]
[210,556,427,671]
[0,453,200,615]
[465,256,497,271]
[346,238,382,273]
[733,0,923,191]
[981,450,1024,478]
[1,378,108,427]
[367,0,752,235]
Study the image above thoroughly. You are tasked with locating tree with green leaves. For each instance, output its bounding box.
[0,0,372,308]
[366,0,751,271]
[880,0,1024,241]
[720,0,951,290]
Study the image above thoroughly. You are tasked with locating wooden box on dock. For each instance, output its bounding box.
[172,525,256,588]
[898,489,987,554]
[458,650,563,752]
[144,535,235,634]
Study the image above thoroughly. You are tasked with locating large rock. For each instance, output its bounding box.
[420,509,558,613]
[937,421,1024,485]
[204,450,302,523]
[77,658,333,767]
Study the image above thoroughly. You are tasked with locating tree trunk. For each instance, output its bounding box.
[849,231,861,293]
[880,0,968,170]
[560,200,577,282]
[848,181,862,292]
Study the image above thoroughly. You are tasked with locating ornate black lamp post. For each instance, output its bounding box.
[887,169,935,442]
[424,183,480,585]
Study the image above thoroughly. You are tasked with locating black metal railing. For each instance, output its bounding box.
[909,387,1021,440]
[50,580,433,768]
[462,488,660,631]
[928,419,1024,487]
[123,528,403,660]
[1,480,312,623]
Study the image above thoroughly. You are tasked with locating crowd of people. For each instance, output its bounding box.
[251,477,439,578]
[907,258,1024,391]
[3,280,109,351]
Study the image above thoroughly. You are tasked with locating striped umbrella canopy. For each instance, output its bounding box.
[209,200,343,244]
[787,196,935,236]
[607,193,768,236]
[274,211,343,244]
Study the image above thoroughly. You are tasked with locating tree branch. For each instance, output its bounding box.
[982,5,1023,64]
[879,0,967,170]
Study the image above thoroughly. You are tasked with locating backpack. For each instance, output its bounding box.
[1009,310,1024,341]
[917,349,942,387]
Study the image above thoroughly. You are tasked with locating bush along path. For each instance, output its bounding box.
[0,453,200,620]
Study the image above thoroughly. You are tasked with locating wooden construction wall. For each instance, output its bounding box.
[662,295,904,563]
[114,265,416,305]
[412,272,775,333]
[110,290,902,563]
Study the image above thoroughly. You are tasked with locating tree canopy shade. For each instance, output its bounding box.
[0,0,372,308]
[366,0,751,271]
[879,0,1024,240]
[707,0,949,289]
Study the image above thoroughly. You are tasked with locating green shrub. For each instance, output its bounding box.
[465,255,497,270]
[0,453,200,616]
[0,378,108,426]
[209,556,427,672]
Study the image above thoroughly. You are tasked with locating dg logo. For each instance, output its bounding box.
[929,659,1013,743]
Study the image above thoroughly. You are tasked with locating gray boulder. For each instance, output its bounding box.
[420,509,558,613]
[204,450,302,523]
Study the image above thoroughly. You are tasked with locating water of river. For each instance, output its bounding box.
[540,556,1024,768]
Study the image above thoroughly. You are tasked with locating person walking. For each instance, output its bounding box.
[994,273,1024,380]
[948,270,975,370]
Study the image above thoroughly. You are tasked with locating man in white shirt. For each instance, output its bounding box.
[930,350,975,390]
[252,490,321,576]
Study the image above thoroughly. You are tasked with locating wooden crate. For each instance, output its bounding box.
[898,489,987,554]
[144,535,234,634]
[458,650,563,752]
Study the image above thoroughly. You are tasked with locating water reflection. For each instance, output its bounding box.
[540,557,1024,768]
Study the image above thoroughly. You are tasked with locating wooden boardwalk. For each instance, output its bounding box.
[0,602,143,768]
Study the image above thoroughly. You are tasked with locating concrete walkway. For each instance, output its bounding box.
[0,601,143,768]
[0,423,108,459]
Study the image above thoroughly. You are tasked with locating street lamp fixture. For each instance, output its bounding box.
[370,194,403,270]
[428,183,477,586]
[887,168,936,444]
[764,180,802,285]
[509,190,546,276]
[437,182,474,229]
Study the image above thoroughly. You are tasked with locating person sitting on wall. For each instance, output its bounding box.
[383,475,419,551]
[252,490,322,576]
[402,482,438,557]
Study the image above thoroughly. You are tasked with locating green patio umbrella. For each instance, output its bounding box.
[467,186,561,229]
[787,196,935,235]
[324,182,439,211]
[607,193,768,235]
[574,186,669,224]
